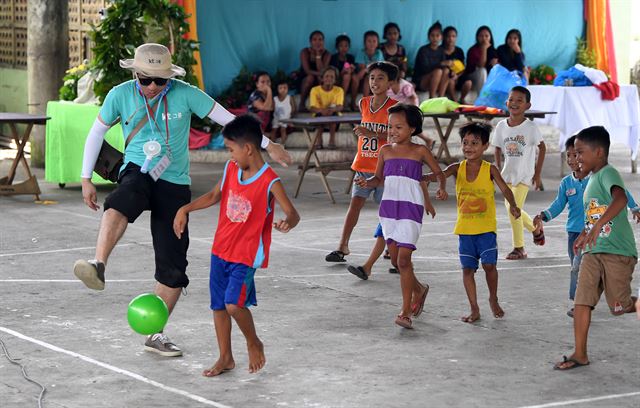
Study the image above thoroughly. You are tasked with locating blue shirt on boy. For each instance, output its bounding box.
[541,171,639,233]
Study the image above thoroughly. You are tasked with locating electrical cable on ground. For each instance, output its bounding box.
[0,336,46,408]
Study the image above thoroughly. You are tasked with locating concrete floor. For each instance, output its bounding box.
[1,145,640,408]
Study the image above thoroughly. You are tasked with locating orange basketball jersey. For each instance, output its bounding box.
[351,96,398,173]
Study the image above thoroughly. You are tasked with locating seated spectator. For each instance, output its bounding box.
[270,80,296,145]
[387,76,435,150]
[440,26,466,101]
[413,21,447,99]
[247,71,273,132]
[458,25,498,103]
[497,28,529,81]
[330,34,356,100]
[299,30,331,111]
[380,22,408,79]
[309,66,344,149]
[351,30,384,110]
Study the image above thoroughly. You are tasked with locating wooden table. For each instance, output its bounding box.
[422,110,556,163]
[0,113,50,200]
[281,114,361,203]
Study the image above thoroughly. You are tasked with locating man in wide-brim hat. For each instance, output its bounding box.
[74,43,291,357]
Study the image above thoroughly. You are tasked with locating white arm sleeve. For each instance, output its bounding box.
[81,119,110,179]
[207,102,271,149]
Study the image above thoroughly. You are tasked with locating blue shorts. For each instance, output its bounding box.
[458,232,498,270]
[374,223,384,238]
[209,254,257,311]
[352,171,383,203]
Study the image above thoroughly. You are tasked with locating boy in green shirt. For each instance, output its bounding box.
[554,126,637,370]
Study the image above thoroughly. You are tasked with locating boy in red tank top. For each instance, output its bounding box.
[326,61,399,263]
[173,115,300,377]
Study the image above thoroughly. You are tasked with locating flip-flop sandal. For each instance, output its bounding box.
[411,284,430,317]
[388,267,399,274]
[347,265,368,280]
[325,250,347,262]
[395,315,413,329]
[533,225,545,246]
[553,355,590,371]
[505,249,527,260]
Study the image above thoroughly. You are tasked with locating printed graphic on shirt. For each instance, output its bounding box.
[459,192,488,214]
[585,198,612,237]
[504,135,526,157]
[226,190,252,223]
[566,188,576,196]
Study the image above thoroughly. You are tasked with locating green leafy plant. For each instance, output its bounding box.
[576,37,597,68]
[89,0,199,103]
[529,64,556,85]
[59,61,90,101]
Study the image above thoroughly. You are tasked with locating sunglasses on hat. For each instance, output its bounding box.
[137,76,169,86]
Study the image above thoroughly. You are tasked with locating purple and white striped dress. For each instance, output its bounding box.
[379,158,424,250]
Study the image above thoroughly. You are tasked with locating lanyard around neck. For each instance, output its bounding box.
[136,82,171,142]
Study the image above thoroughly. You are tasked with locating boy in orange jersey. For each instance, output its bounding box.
[326,62,398,262]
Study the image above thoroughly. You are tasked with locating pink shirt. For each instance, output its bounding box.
[387,79,418,106]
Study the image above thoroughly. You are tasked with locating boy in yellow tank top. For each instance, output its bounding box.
[426,123,521,322]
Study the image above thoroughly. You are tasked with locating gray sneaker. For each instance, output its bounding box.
[73,260,105,290]
[144,333,182,357]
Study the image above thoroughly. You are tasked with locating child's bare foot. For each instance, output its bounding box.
[202,357,235,377]
[247,340,265,374]
[461,306,480,323]
[489,298,505,318]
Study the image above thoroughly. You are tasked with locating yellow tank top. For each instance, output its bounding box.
[454,160,497,235]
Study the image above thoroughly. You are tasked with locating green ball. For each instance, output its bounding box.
[127,293,169,335]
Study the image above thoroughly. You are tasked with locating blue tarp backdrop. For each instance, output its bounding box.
[197,0,583,96]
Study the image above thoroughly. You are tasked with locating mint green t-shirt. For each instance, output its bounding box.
[583,164,637,257]
[99,79,215,185]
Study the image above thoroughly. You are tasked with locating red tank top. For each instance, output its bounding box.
[351,96,398,173]
[212,161,280,268]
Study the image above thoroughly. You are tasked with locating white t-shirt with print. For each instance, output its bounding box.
[491,118,543,186]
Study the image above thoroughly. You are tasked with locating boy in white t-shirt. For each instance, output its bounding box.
[492,86,546,260]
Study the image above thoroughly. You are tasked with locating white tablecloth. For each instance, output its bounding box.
[528,84,640,159]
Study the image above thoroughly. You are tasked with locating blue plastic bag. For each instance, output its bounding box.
[474,64,526,110]
[553,67,592,87]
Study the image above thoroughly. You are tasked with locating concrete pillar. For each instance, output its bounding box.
[27,0,68,168]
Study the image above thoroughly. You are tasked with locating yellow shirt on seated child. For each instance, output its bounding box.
[310,85,344,111]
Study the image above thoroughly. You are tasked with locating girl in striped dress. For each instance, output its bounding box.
[355,104,447,329]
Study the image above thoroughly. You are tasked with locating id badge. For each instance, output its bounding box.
[149,155,171,181]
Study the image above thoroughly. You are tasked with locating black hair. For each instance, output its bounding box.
[428,21,442,36]
[222,114,263,150]
[363,30,379,42]
[383,22,402,41]
[335,34,351,49]
[565,135,577,151]
[275,79,289,87]
[366,61,399,81]
[253,70,269,84]
[388,103,423,136]
[510,85,531,103]
[475,25,494,48]
[443,26,457,38]
[309,30,324,42]
[575,126,610,157]
[505,29,523,51]
[459,122,492,144]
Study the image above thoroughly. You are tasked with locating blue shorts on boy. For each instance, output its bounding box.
[458,232,498,269]
[209,254,257,310]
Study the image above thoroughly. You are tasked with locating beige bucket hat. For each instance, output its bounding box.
[119,43,186,79]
